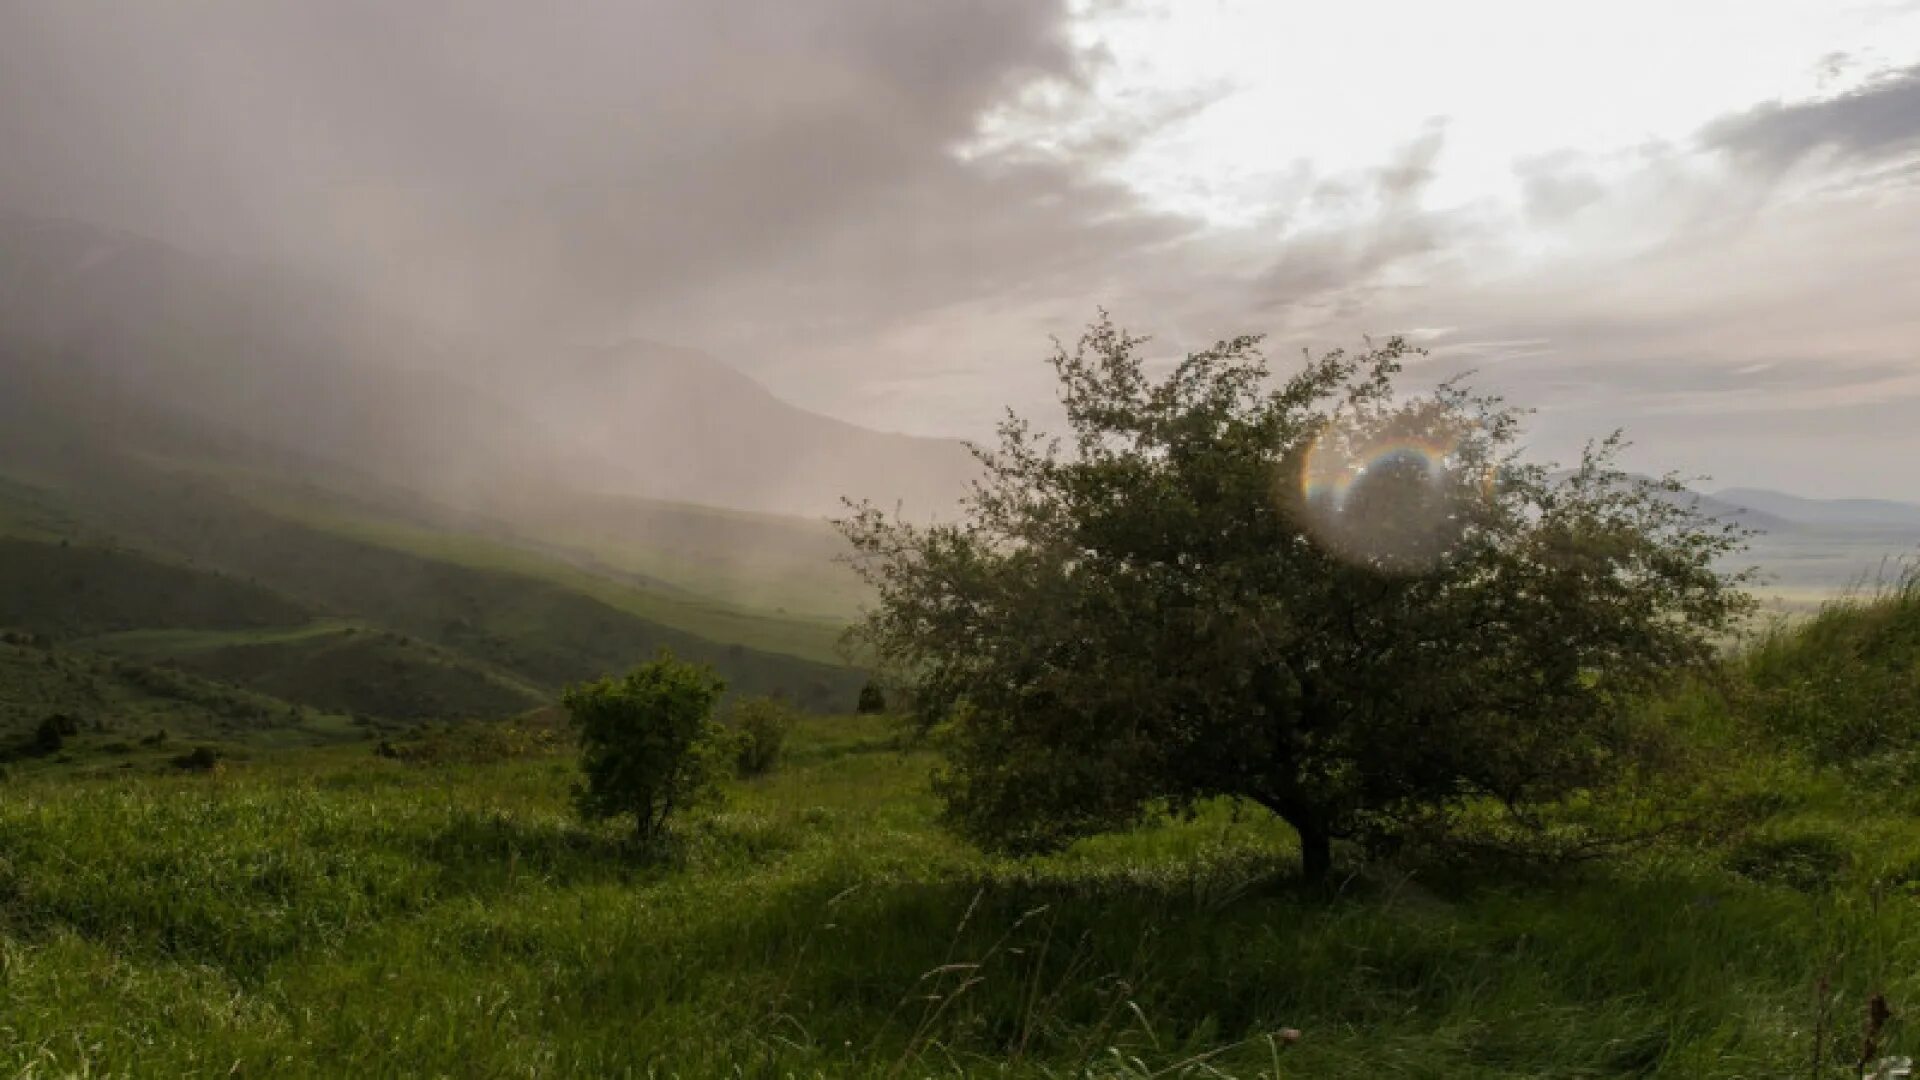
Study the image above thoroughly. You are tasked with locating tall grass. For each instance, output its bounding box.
[4,710,1919,1077]
[1742,568,1920,764]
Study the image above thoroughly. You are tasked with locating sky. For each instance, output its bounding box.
[2,1,1918,497]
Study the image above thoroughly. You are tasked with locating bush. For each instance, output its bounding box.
[561,652,729,849]
[856,679,887,715]
[32,713,79,755]
[171,746,224,772]
[727,696,796,777]
[6,713,81,760]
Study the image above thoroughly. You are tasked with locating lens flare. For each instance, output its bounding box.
[1290,412,1492,573]
[1301,435,1457,508]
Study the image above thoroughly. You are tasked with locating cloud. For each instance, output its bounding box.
[1700,63,1920,174]
[2,0,1917,501]
[1252,123,1463,314]
[0,0,1193,346]
[1512,151,1607,224]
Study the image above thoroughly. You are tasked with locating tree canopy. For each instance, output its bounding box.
[838,316,1752,879]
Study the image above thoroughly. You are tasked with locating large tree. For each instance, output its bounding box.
[838,317,1751,880]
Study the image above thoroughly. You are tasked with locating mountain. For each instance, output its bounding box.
[1712,488,1920,530]
[514,339,979,517]
[0,211,976,518]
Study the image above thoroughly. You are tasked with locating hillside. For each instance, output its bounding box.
[0,537,309,637]
[0,634,357,755]
[87,625,548,724]
[0,461,862,711]
[0,377,867,721]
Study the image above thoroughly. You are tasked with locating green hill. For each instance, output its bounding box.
[0,400,865,713]
[86,624,547,723]
[0,537,310,638]
[0,634,358,757]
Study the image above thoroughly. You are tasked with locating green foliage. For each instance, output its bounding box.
[727,695,796,776]
[840,316,1754,878]
[856,678,887,715]
[562,652,729,847]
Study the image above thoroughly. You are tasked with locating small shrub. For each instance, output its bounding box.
[31,713,79,756]
[562,651,729,850]
[727,696,796,777]
[171,746,223,773]
[856,679,887,715]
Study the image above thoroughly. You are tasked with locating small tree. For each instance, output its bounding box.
[838,316,1753,881]
[856,679,888,715]
[562,652,728,849]
[727,695,797,776]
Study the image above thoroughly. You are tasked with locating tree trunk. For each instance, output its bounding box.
[1258,794,1334,884]
[1297,821,1332,885]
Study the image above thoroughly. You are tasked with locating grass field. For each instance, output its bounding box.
[4,708,1920,1078]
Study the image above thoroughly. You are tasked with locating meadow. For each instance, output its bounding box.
[5,694,1920,1078]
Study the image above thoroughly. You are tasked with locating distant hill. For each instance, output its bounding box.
[517,339,978,517]
[1712,488,1920,530]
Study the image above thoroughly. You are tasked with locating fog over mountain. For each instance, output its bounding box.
[0,212,976,517]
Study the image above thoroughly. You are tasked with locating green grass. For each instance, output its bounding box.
[5,712,1920,1077]
[1739,573,1920,768]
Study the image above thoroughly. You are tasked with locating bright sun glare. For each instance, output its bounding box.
[974,0,1920,228]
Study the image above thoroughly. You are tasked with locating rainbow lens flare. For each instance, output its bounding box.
[1291,412,1493,573]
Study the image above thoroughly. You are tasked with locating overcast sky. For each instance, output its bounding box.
[3,1,1919,497]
